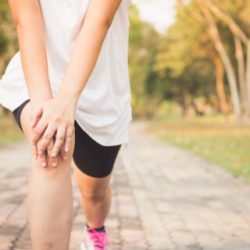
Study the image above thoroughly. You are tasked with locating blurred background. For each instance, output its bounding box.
[0,0,250,182]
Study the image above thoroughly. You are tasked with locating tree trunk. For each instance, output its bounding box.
[235,36,247,114]
[213,55,229,114]
[204,0,250,117]
[205,0,248,44]
[181,80,189,117]
[196,0,241,117]
[246,41,250,116]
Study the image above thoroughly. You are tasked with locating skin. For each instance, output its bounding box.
[8,0,123,247]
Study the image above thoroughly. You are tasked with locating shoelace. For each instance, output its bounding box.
[87,227,107,249]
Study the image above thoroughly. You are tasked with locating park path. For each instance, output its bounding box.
[0,121,250,250]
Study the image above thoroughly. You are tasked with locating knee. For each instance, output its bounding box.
[81,186,110,202]
[31,157,72,180]
[39,241,54,250]
[31,138,75,173]
[31,150,74,177]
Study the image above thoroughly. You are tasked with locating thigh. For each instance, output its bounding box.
[72,121,121,179]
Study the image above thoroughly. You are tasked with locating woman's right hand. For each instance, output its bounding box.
[30,101,65,168]
[30,95,76,168]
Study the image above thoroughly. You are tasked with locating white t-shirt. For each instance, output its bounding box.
[0,0,133,149]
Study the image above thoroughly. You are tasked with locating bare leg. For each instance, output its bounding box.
[73,164,112,228]
[20,103,75,250]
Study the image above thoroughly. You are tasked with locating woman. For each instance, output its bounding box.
[0,0,132,249]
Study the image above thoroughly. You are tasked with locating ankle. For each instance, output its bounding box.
[85,222,106,232]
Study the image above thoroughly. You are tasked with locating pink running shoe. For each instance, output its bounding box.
[80,224,109,250]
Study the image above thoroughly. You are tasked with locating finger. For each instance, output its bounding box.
[64,126,75,154]
[60,145,66,161]
[46,152,58,168]
[48,139,54,152]
[47,140,58,167]
[51,126,66,158]
[37,124,57,155]
[39,151,47,168]
[46,139,54,157]
[32,117,48,147]
[60,134,67,160]
[32,143,38,160]
[31,107,43,128]
[51,157,58,167]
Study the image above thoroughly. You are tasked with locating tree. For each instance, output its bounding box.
[128,4,161,118]
[0,2,17,75]
[155,1,222,116]
[201,0,250,116]
[155,0,250,119]
[196,0,241,116]
[0,2,17,115]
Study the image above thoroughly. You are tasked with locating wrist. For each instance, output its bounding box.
[28,80,53,104]
[30,95,52,106]
[58,87,79,105]
[56,92,78,108]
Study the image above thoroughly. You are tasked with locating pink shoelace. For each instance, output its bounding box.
[86,227,108,250]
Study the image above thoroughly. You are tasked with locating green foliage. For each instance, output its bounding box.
[155,4,205,76]
[158,4,217,92]
[152,0,250,117]
[0,1,17,75]
[128,5,161,118]
[216,0,250,36]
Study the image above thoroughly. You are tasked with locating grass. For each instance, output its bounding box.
[146,117,250,183]
[0,114,24,147]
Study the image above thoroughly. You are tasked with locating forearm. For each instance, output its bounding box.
[16,13,52,104]
[58,0,122,101]
[58,21,108,101]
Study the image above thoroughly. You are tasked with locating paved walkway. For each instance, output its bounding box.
[0,122,250,250]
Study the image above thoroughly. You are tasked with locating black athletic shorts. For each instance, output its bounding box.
[12,99,122,178]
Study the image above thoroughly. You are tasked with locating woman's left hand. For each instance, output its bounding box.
[31,95,77,166]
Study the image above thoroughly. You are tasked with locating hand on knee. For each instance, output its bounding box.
[31,137,75,171]
[31,98,76,167]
